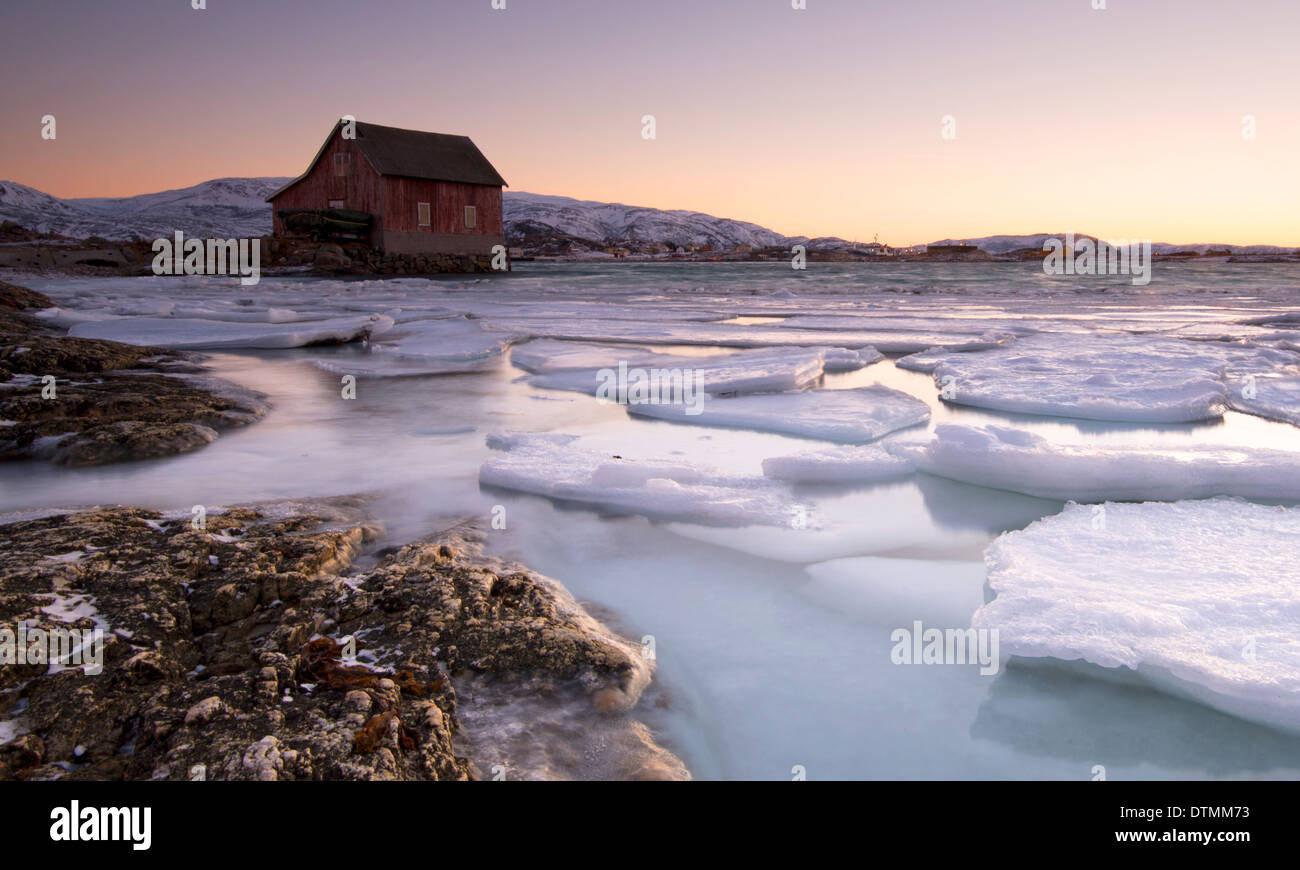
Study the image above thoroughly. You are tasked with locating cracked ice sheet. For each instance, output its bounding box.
[67,313,395,350]
[478,432,802,527]
[890,424,1300,502]
[628,385,931,444]
[315,318,522,377]
[974,498,1300,735]
[914,334,1300,423]
[1227,374,1300,428]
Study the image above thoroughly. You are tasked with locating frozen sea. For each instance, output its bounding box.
[4,260,1300,780]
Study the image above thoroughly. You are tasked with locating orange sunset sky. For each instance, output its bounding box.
[2,0,1297,246]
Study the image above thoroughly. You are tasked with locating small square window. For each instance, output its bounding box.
[464,205,477,229]
[328,199,344,208]
[334,153,350,176]
[417,202,431,227]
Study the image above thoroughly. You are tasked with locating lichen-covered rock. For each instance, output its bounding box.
[0,281,268,465]
[0,497,686,781]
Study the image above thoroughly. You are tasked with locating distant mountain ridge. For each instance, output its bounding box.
[0,178,1292,254]
[0,178,292,241]
[929,233,1295,256]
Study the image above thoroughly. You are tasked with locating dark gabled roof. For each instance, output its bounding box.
[267,120,506,201]
[353,122,507,186]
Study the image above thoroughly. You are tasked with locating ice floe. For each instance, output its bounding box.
[891,424,1300,502]
[479,432,800,526]
[915,335,1300,423]
[974,498,1300,734]
[68,313,394,349]
[762,445,914,484]
[628,385,931,443]
[1227,374,1300,427]
[316,317,519,376]
[525,347,849,398]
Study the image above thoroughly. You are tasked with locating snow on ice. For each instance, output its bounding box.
[628,385,931,443]
[479,432,801,527]
[974,499,1300,735]
[916,334,1300,423]
[891,424,1300,502]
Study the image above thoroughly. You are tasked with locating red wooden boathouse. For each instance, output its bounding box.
[267,120,506,256]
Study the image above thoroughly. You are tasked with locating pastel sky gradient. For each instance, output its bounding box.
[2,0,1297,245]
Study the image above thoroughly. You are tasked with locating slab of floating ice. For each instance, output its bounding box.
[170,305,307,323]
[897,346,969,374]
[316,318,518,376]
[891,423,1300,502]
[1227,375,1300,427]
[479,432,800,526]
[34,307,120,328]
[762,445,914,484]
[628,385,930,443]
[510,340,667,374]
[919,335,1300,423]
[821,346,883,372]
[482,317,894,349]
[68,313,394,349]
[525,347,840,397]
[974,498,1300,735]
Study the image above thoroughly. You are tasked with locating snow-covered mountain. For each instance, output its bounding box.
[0,178,290,240]
[502,192,798,250]
[0,180,843,251]
[2,178,1292,255]
[929,233,1296,256]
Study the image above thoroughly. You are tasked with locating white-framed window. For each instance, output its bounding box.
[328,199,344,208]
[417,202,431,227]
[334,153,350,176]
[464,205,477,229]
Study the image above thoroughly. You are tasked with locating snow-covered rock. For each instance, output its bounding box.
[891,424,1300,502]
[628,385,931,443]
[974,499,1300,734]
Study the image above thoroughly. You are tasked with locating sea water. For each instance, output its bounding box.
[4,260,1300,780]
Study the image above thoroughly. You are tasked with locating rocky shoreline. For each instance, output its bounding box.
[0,233,497,277]
[1,281,269,466]
[0,497,686,780]
[0,277,687,780]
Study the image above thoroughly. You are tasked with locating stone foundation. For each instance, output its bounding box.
[265,238,499,275]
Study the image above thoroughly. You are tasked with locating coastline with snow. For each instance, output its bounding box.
[1,260,1299,780]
